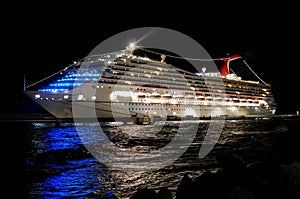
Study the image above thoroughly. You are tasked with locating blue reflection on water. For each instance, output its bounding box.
[29,124,116,198]
[44,127,82,151]
[32,125,105,153]
[41,159,101,198]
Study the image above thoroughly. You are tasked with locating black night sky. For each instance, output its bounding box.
[2,3,300,114]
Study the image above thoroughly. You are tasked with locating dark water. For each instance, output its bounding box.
[2,117,300,198]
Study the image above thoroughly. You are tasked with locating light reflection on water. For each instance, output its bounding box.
[25,119,295,198]
[41,159,100,198]
[27,124,117,198]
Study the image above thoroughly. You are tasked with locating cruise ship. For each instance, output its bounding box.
[25,43,277,122]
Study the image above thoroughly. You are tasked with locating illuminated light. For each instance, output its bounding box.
[77,95,84,100]
[126,42,136,54]
[64,95,69,99]
[91,96,96,100]
[230,106,238,112]
[131,94,137,100]
[173,112,176,116]
[129,42,135,49]
[35,94,41,99]
[110,93,114,101]
[171,99,177,104]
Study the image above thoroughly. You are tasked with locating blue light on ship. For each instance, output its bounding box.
[38,69,101,92]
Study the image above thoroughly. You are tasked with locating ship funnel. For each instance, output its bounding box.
[219,54,242,76]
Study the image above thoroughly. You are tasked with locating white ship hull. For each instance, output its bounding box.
[26,82,276,121]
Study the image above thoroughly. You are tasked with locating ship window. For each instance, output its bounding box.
[77,95,84,100]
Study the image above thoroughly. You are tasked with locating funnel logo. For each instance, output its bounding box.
[72,27,225,172]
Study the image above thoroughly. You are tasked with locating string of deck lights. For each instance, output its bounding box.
[139,48,222,61]
[26,50,127,89]
[243,60,267,85]
[139,47,268,85]
[26,57,86,89]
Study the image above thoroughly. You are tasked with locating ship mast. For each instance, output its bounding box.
[126,40,137,55]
